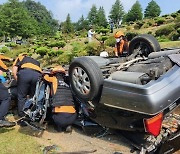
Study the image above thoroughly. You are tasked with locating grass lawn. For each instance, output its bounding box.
[160,41,180,48]
[0,126,42,154]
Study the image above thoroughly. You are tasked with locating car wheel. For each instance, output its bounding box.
[128,34,161,57]
[69,57,103,101]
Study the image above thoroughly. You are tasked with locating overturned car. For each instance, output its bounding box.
[68,34,180,153]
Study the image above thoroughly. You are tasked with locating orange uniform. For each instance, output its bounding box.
[114,31,129,56]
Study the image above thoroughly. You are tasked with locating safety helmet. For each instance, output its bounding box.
[51,65,65,74]
[114,31,124,38]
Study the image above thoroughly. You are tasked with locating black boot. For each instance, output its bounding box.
[0,120,16,127]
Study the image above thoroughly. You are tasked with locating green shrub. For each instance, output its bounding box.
[129,21,134,25]
[85,42,101,56]
[36,47,49,56]
[105,36,116,47]
[125,32,138,41]
[100,36,108,42]
[162,14,169,17]
[0,47,9,53]
[84,39,88,44]
[134,21,144,29]
[32,45,39,51]
[171,13,178,18]
[35,41,43,46]
[157,36,170,42]
[126,26,131,31]
[58,51,73,64]
[48,41,66,48]
[5,42,17,47]
[99,29,109,35]
[175,15,180,29]
[177,28,180,34]
[147,20,153,26]
[47,49,64,57]
[169,32,180,41]
[155,25,175,37]
[156,17,165,25]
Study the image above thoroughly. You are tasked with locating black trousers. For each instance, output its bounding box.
[0,83,11,120]
[52,112,77,128]
[17,69,41,117]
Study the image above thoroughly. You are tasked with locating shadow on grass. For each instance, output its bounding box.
[0,127,15,134]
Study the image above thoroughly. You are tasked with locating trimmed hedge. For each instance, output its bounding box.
[155,25,175,37]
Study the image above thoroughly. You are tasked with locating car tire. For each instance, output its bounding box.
[69,57,103,101]
[128,34,161,57]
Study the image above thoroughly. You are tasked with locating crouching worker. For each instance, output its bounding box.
[12,53,42,126]
[114,31,129,57]
[44,66,77,133]
[0,55,16,127]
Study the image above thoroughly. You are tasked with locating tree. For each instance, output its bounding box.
[0,0,37,38]
[75,15,89,31]
[23,0,59,35]
[87,4,98,26]
[144,0,161,18]
[62,14,74,33]
[97,6,108,28]
[125,1,143,22]
[109,0,124,27]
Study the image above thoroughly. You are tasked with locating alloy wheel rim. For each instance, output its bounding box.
[72,67,90,95]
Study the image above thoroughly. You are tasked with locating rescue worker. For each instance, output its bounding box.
[0,55,16,127]
[12,53,42,120]
[114,31,129,57]
[43,66,77,133]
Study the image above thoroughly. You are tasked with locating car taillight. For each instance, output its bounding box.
[144,112,163,137]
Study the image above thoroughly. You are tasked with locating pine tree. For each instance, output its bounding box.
[97,6,107,28]
[62,14,74,33]
[125,1,143,22]
[144,0,161,18]
[87,4,98,26]
[75,15,89,31]
[108,0,124,27]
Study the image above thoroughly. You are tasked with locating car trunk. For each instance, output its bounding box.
[99,65,180,115]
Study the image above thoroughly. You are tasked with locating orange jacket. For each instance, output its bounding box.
[114,39,129,55]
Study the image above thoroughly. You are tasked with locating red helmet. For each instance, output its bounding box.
[114,31,124,38]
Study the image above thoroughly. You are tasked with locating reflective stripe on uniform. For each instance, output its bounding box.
[0,59,8,71]
[0,55,11,61]
[44,74,58,94]
[54,106,76,113]
[13,55,25,66]
[21,63,42,73]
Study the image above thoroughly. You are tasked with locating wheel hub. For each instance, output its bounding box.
[72,67,90,95]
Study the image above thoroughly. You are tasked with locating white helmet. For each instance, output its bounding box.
[100,51,109,57]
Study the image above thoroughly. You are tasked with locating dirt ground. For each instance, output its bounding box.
[6,105,180,154]
[16,122,133,154]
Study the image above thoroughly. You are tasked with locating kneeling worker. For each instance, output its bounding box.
[44,66,77,132]
[0,55,16,127]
